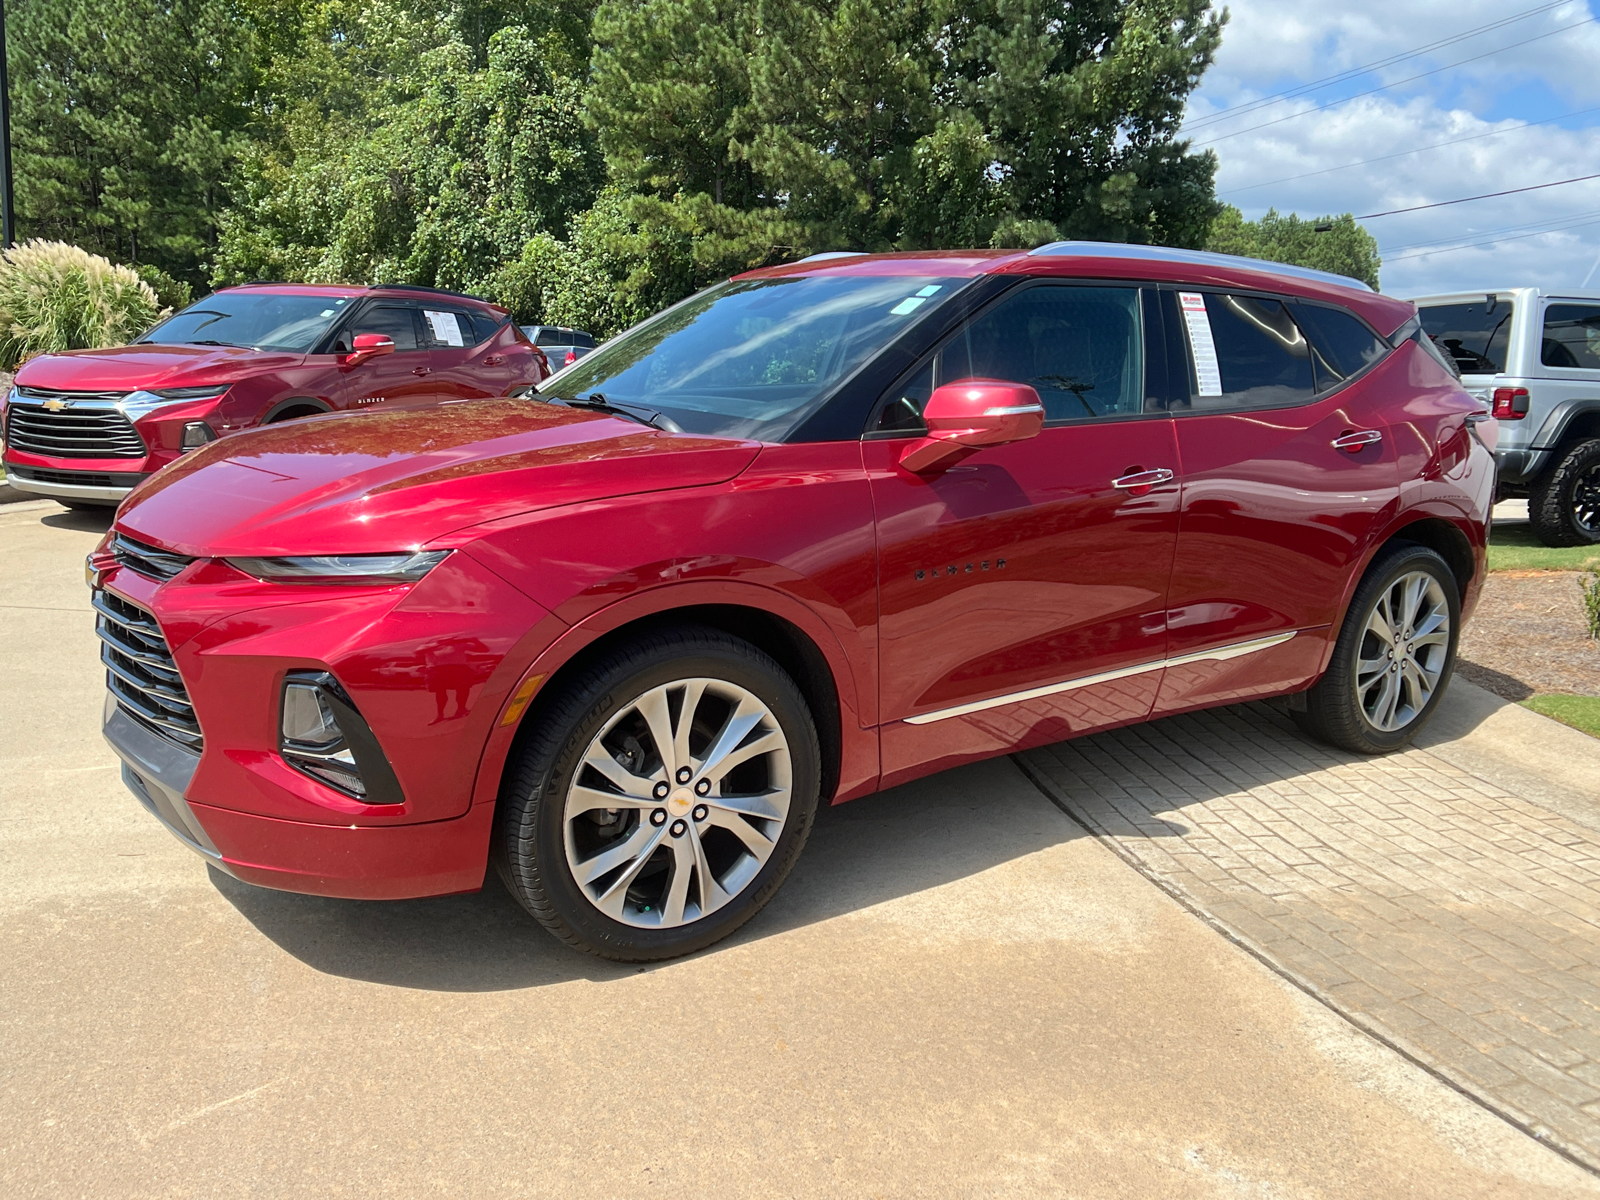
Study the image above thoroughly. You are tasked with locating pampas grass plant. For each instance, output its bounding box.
[0,240,165,370]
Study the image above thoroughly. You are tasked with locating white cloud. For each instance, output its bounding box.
[1190,0,1600,294]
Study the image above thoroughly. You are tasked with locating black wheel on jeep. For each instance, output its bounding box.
[1528,438,1600,547]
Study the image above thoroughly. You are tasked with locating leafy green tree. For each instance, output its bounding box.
[1206,206,1382,290]
[212,27,606,294]
[8,0,258,281]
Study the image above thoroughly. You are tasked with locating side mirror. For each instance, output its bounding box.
[898,379,1044,474]
[345,333,395,367]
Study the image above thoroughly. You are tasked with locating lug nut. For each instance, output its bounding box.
[676,767,692,784]
[650,809,667,826]
[653,782,669,799]
[694,778,711,796]
[670,819,687,838]
[692,804,708,822]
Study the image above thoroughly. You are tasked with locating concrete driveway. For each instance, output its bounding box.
[2,497,1595,1198]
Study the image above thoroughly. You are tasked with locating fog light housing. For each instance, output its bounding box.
[279,671,405,804]
[180,421,216,450]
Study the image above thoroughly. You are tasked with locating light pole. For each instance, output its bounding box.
[0,0,14,247]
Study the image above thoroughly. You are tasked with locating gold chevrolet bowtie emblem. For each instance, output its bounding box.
[41,398,70,412]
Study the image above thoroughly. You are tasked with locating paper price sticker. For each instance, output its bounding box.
[426,310,465,347]
[1178,292,1223,397]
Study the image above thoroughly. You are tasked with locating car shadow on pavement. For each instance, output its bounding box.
[40,507,115,533]
[209,755,1127,991]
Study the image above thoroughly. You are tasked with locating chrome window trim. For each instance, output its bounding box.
[902,631,1298,725]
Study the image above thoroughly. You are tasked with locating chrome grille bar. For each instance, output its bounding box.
[110,532,195,582]
[5,403,146,458]
[92,589,203,751]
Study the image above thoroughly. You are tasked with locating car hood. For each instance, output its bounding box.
[116,399,763,557]
[13,343,302,392]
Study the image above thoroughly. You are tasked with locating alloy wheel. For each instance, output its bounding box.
[1573,462,1600,535]
[1355,570,1451,732]
[563,678,792,929]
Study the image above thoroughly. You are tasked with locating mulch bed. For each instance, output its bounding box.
[1458,570,1600,700]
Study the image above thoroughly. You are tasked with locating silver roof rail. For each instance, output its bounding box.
[1027,240,1373,292]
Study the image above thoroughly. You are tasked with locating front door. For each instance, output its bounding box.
[1152,289,1402,716]
[338,303,438,411]
[867,282,1181,787]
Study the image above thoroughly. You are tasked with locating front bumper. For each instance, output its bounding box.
[103,690,495,899]
[6,465,148,503]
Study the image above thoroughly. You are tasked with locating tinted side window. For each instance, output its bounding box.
[1541,303,1600,369]
[421,308,470,348]
[1417,300,1512,374]
[351,305,420,351]
[1291,302,1389,387]
[1180,292,1314,411]
[466,311,503,345]
[573,331,598,348]
[938,285,1143,421]
[535,328,569,347]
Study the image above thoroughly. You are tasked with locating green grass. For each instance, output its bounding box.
[1487,523,1600,572]
[1521,694,1600,738]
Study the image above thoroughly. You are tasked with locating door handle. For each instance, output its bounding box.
[1111,468,1175,495]
[483,355,504,366]
[1332,429,1382,453]
[412,366,432,376]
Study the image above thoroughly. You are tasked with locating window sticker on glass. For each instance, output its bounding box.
[915,285,942,298]
[890,296,927,316]
[1179,292,1223,397]
[426,310,465,347]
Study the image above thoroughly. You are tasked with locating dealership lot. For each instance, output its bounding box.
[3,497,1598,1197]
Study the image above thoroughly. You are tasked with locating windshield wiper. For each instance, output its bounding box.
[185,339,240,348]
[561,393,668,431]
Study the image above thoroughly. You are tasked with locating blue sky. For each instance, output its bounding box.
[1188,0,1600,296]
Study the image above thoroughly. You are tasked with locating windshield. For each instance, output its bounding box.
[539,273,971,439]
[140,292,354,352]
[1418,300,1513,375]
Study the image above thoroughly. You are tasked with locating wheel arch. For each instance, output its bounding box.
[1533,398,1600,455]
[261,396,333,424]
[497,602,849,809]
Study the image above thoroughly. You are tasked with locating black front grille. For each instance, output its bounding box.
[111,533,195,581]
[5,393,145,458]
[7,466,146,489]
[93,589,203,752]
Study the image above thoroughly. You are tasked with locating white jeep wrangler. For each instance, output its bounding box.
[1411,287,1600,546]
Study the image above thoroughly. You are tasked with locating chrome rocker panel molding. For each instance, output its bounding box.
[903,631,1299,725]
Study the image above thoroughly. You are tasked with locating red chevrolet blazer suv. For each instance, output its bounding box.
[4,283,547,508]
[88,244,1494,960]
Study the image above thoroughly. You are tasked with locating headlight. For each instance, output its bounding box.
[227,549,450,584]
[120,387,230,419]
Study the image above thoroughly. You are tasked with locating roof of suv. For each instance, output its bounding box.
[221,281,508,313]
[739,241,1412,337]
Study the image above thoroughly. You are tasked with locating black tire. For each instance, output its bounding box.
[1528,438,1600,547]
[1293,543,1461,755]
[494,626,820,961]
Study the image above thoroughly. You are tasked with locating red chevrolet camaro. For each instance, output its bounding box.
[89,244,1494,960]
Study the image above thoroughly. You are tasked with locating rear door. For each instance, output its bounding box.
[338,302,438,410]
[423,307,516,400]
[867,281,1181,785]
[1152,289,1400,717]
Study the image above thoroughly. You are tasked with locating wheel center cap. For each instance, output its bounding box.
[668,788,694,816]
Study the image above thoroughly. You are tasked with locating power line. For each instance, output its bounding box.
[1219,104,1600,196]
[1183,0,1571,134]
[1357,172,1600,219]
[1192,17,1594,149]
[1379,207,1600,255]
[1386,216,1600,263]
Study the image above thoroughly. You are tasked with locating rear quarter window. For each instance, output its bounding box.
[1418,300,1512,374]
[1290,302,1390,387]
[1541,303,1600,369]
